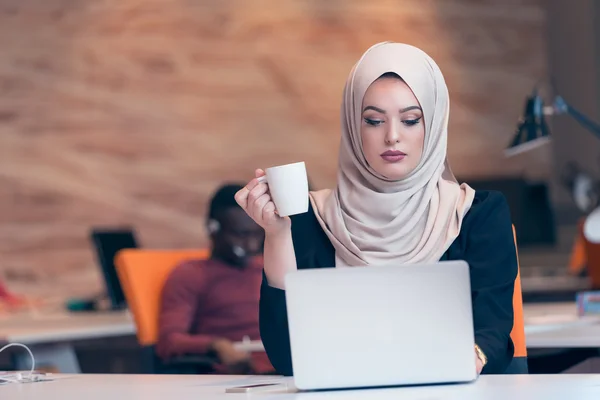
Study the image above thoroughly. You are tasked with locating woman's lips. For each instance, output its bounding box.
[380,150,406,162]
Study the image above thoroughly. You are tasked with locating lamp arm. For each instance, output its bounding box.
[553,96,600,139]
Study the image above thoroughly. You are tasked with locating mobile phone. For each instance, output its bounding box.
[225,382,285,393]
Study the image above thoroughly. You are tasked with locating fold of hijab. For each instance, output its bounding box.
[309,42,475,267]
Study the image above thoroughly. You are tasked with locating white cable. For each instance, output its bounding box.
[0,343,35,383]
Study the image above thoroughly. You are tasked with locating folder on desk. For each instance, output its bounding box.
[576,291,600,316]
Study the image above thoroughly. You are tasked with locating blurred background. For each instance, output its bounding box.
[2,0,600,375]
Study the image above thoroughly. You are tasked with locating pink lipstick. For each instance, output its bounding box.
[380,150,406,162]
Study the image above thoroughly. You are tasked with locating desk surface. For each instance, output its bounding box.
[0,310,135,344]
[0,310,264,353]
[0,302,596,349]
[524,301,583,330]
[2,374,600,399]
[524,302,600,348]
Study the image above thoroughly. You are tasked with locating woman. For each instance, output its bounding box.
[235,42,518,376]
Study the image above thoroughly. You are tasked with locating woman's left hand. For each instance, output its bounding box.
[475,351,484,375]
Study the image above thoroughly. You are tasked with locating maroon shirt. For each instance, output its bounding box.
[156,257,272,372]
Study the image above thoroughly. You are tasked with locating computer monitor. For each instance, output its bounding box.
[90,228,139,310]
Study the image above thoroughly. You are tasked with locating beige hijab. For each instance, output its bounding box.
[309,42,475,267]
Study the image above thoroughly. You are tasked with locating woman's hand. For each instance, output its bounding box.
[236,169,298,289]
[235,169,291,237]
[475,352,484,375]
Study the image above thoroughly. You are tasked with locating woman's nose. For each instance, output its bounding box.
[385,123,400,145]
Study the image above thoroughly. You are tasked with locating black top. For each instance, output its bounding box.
[259,190,518,375]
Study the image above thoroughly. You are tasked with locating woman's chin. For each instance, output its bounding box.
[376,165,413,181]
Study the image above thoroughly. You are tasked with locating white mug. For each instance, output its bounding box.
[257,161,309,217]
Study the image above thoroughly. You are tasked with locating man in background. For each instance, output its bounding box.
[157,183,272,374]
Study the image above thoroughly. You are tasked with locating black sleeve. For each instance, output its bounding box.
[465,191,518,374]
[259,207,319,376]
[259,275,292,375]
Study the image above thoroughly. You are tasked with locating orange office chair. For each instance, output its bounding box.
[115,248,212,373]
[506,225,528,373]
[582,227,600,290]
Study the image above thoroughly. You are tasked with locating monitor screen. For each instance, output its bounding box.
[90,228,139,309]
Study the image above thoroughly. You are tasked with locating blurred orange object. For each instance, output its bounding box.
[568,218,587,276]
[0,278,28,309]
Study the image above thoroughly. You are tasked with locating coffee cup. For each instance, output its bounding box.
[257,161,309,217]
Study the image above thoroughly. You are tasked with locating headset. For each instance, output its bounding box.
[207,219,247,258]
[207,219,220,234]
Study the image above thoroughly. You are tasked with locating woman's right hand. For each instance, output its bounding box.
[235,169,291,236]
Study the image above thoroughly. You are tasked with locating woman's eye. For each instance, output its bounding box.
[403,117,421,126]
[364,118,383,126]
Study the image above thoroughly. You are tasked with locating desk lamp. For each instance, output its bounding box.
[506,89,600,243]
[506,89,600,156]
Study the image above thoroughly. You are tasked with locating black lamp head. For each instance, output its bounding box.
[505,92,551,156]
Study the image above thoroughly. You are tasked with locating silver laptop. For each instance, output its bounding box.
[284,260,477,391]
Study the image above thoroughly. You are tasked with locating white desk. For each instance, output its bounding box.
[524,302,585,335]
[523,302,579,323]
[0,311,135,373]
[2,374,600,399]
[4,301,598,373]
[0,310,265,373]
[524,302,600,349]
[527,323,600,349]
[0,310,135,344]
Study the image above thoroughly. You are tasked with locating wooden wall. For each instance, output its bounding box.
[0,0,548,298]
